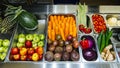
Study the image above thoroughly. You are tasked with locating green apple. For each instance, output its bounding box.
[26,34,33,41]
[17,42,24,48]
[3,47,8,53]
[33,34,38,37]
[2,39,10,47]
[38,41,44,47]
[39,34,45,40]
[0,39,3,47]
[33,36,40,43]
[18,37,25,43]
[32,41,37,48]
[18,34,25,38]
[0,47,4,52]
[0,53,6,60]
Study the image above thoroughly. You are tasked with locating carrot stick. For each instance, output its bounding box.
[48,30,51,40]
[60,28,65,41]
[51,30,55,41]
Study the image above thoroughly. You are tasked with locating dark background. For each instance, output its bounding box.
[1,0,120,5]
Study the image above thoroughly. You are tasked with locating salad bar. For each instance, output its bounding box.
[0,5,120,68]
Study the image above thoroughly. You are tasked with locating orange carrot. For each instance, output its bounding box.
[48,30,51,40]
[60,28,65,41]
[51,30,55,41]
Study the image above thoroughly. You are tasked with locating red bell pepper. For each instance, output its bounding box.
[80,38,89,49]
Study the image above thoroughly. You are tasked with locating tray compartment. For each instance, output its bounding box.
[45,14,80,62]
[6,20,47,62]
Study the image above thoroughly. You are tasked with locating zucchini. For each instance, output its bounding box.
[18,11,38,30]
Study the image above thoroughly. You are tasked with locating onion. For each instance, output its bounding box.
[86,36,95,48]
[83,49,97,61]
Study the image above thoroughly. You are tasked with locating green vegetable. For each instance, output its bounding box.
[100,34,105,53]
[18,11,38,30]
[98,28,113,53]
[106,30,112,46]
[0,5,38,33]
[78,3,87,27]
[97,31,103,50]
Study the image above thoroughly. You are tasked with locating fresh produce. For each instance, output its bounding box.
[77,3,92,34]
[45,14,79,61]
[45,51,54,61]
[106,15,120,26]
[92,14,107,33]
[27,48,35,55]
[0,39,10,61]
[77,3,87,27]
[0,5,38,33]
[9,33,45,61]
[66,45,73,53]
[54,46,63,53]
[18,34,26,43]
[79,35,98,61]
[83,49,97,61]
[97,29,113,53]
[25,40,32,48]
[62,52,70,61]
[13,54,20,60]
[73,40,79,49]
[101,44,116,61]
[20,55,27,61]
[26,34,33,41]
[80,38,94,50]
[19,47,27,56]
[79,24,92,34]
[2,39,10,47]
[32,53,39,61]
[48,14,77,41]
[71,50,80,61]
[45,34,80,61]
[54,53,62,61]
[97,29,115,61]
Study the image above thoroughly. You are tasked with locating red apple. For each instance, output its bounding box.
[13,54,20,60]
[25,40,32,48]
[20,47,27,56]
[27,55,32,61]
[35,47,43,55]
[39,54,43,60]
[27,48,35,55]
[20,55,27,61]
[11,47,19,55]
[32,53,39,61]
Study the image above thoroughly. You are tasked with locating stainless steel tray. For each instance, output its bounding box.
[0,24,17,62]
[45,13,80,61]
[78,34,100,62]
[5,20,47,63]
[95,36,117,62]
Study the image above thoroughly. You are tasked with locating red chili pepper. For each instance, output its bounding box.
[80,38,89,49]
